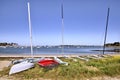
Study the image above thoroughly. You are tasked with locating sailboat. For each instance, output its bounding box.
[54,2,68,64]
[59,2,69,58]
[38,2,68,67]
[9,2,35,75]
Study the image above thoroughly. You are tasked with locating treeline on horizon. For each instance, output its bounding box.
[0,42,120,47]
[105,42,120,47]
[0,42,18,46]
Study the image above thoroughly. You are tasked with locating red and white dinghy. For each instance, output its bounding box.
[38,58,59,67]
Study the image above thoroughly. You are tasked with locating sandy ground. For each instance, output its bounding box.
[0,54,84,57]
[0,61,11,71]
[0,53,106,57]
[0,53,119,57]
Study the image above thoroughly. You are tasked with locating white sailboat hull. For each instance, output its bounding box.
[54,57,68,65]
[9,61,34,75]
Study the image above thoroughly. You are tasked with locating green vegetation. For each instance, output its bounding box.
[105,42,120,47]
[0,56,120,80]
[0,42,18,46]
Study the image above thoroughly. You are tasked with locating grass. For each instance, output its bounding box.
[0,55,120,80]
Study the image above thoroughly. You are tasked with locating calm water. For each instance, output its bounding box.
[0,46,118,55]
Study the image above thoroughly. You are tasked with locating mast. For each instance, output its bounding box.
[61,2,64,56]
[103,8,110,55]
[27,2,33,58]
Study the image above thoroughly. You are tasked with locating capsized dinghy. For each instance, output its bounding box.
[76,56,89,61]
[54,56,68,65]
[9,61,34,75]
[38,58,59,68]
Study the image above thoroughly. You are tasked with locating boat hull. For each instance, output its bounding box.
[9,61,34,75]
[38,58,59,67]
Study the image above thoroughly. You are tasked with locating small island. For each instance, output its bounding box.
[0,42,18,47]
[105,42,120,47]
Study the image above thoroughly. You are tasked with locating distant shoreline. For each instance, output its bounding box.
[92,49,120,52]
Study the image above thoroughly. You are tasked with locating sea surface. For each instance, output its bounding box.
[0,46,119,55]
